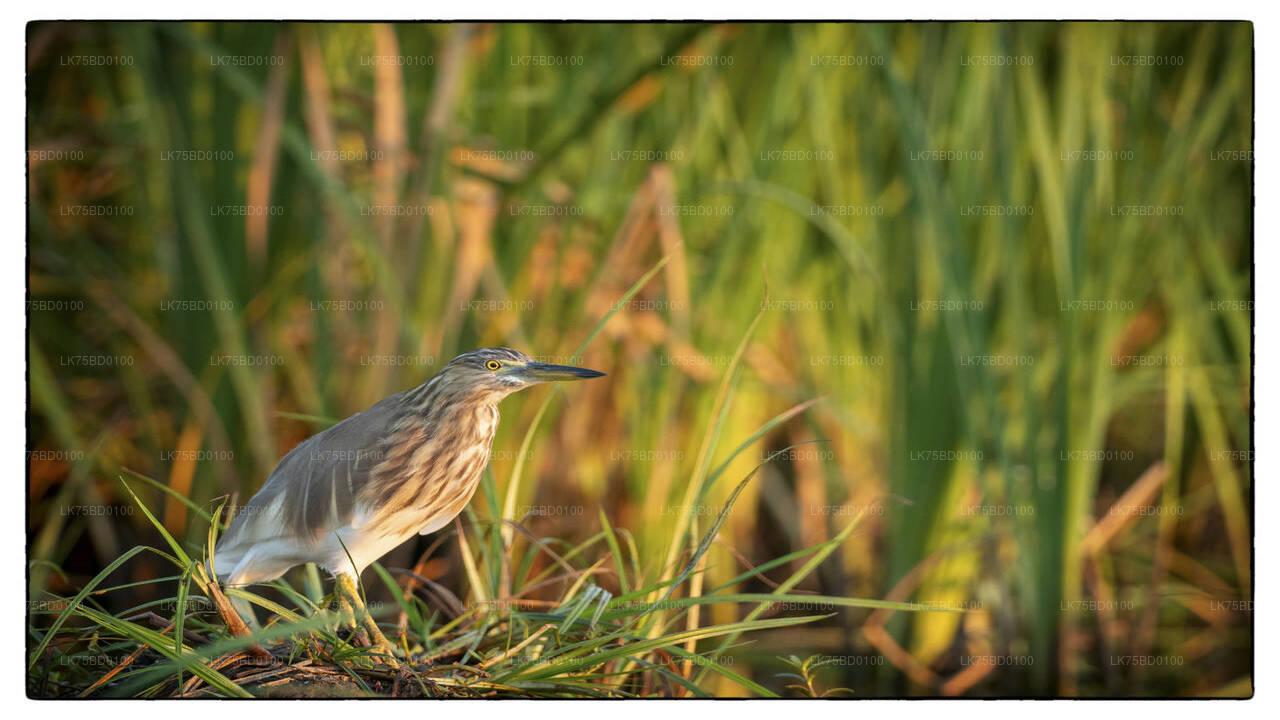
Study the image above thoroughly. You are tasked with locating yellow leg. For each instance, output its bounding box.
[335,573,398,666]
[329,591,369,647]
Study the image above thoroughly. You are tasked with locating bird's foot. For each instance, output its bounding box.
[369,643,401,669]
[348,627,372,648]
[364,622,400,668]
[333,572,400,668]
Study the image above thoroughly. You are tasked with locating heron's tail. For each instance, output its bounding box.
[206,551,233,583]
[207,543,292,586]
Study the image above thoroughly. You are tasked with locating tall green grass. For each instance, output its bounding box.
[27,21,1252,696]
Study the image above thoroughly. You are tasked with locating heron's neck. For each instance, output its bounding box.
[399,384,497,440]
[404,375,512,414]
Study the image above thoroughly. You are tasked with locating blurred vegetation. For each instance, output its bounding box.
[27,21,1252,697]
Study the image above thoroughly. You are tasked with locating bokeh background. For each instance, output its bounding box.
[27,21,1252,697]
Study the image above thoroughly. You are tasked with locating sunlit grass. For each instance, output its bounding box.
[27,21,1252,697]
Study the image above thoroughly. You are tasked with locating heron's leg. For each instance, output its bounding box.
[326,591,369,646]
[207,584,272,662]
[335,573,397,665]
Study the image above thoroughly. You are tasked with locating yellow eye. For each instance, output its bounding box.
[485,360,501,371]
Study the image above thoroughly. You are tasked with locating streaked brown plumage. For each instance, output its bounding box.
[212,347,604,589]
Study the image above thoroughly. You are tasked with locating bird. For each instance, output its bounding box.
[209,347,605,660]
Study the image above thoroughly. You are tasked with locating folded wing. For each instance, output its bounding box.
[212,391,408,583]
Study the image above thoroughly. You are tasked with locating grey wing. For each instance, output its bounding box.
[216,391,407,552]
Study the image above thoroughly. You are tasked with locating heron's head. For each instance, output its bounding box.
[433,347,605,402]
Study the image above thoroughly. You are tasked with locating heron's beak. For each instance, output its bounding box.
[514,361,606,383]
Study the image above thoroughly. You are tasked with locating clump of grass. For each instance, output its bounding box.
[28,459,937,698]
